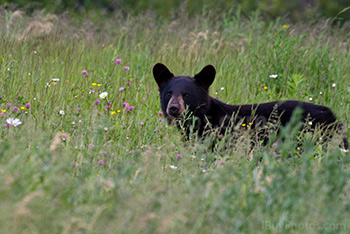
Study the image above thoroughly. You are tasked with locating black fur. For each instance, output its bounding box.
[153,63,348,149]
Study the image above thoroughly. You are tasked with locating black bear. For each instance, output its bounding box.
[153,63,348,150]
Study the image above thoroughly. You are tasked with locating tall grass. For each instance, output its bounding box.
[0,8,350,233]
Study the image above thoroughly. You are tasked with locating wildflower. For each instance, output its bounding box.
[332,83,336,88]
[123,102,129,108]
[1,110,6,113]
[263,86,267,90]
[158,111,163,115]
[106,105,111,110]
[190,155,196,160]
[98,160,105,165]
[88,144,95,149]
[309,97,313,101]
[308,121,312,126]
[177,154,182,159]
[146,149,151,154]
[6,118,22,127]
[73,161,80,167]
[124,66,130,71]
[159,118,163,122]
[20,107,27,111]
[6,103,11,108]
[52,78,60,82]
[95,99,100,105]
[128,106,135,112]
[13,106,19,112]
[72,121,75,125]
[340,148,349,153]
[115,59,122,64]
[170,165,178,170]
[119,87,125,91]
[140,121,144,125]
[82,70,89,77]
[111,111,116,115]
[99,92,108,99]
[127,82,131,86]
[283,24,288,29]
[59,110,65,115]
[25,103,30,108]
[306,83,309,87]
[220,87,225,90]
[97,84,102,87]
[45,82,50,88]
[269,74,278,79]
[104,127,108,131]
[320,92,323,95]
[117,110,121,113]
[92,83,97,86]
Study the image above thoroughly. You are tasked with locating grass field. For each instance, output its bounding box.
[1,8,350,234]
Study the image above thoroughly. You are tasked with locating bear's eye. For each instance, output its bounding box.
[166,91,172,98]
[183,93,189,97]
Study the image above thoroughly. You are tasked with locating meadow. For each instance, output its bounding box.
[1,8,350,234]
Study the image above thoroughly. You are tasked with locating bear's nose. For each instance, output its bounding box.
[168,105,180,115]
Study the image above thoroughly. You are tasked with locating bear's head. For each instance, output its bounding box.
[153,63,216,122]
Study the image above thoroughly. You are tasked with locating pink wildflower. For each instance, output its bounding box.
[25,103,31,108]
[128,106,135,111]
[159,118,163,122]
[158,111,163,115]
[106,105,111,110]
[98,160,105,165]
[127,82,131,86]
[82,70,89,77]
[6,103,12,108]
[124,66,130,71]
[13,106,19,112]
[140,121,144,125]
[119,87,125,91]
[115,59,122,64]
[95,99,100,105]
[123,102,129,108]
[177,154,182,159]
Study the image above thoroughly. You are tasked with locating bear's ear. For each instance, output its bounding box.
[153,63,174,89]
[194,65,216,90]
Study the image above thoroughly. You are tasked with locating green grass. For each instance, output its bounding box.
[1,9,350,234]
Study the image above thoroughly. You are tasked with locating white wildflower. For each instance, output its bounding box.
[339,148,349,153]
[6,118,22,127]
[52,78,60,82]
[99,92,108,99]
[332,83,336,88]
[59,110,65,115]
[269,74,278,79]
[170,165,178,170]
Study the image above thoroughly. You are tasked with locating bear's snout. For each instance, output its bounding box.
[166,95,186,117]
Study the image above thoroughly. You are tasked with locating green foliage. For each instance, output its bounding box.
[1,0,350,22]
[0,9,350,233]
